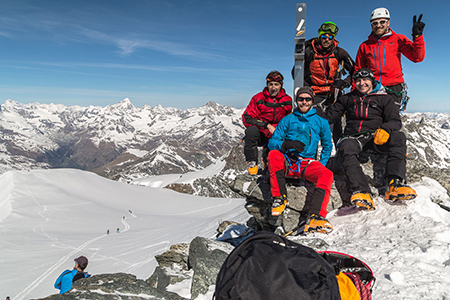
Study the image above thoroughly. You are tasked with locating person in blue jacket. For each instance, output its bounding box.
[54,256,90,294]
[267,86,334,234]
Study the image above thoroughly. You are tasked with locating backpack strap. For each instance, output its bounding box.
[55,270,72,288]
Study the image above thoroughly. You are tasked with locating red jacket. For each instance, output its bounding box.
[355,29,425,87]
[242,88,292,138]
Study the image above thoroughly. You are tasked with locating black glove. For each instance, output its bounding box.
[412,14,425,37]
[281,140,305,153]
[334,79,347,90]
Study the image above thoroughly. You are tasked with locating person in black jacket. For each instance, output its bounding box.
[326,68,417,210]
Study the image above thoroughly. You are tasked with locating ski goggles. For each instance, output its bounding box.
[371,19,388,26]
[266,75,283,84]
[352,70,375,81]
[318,23,339,35]
[320,34,334,40]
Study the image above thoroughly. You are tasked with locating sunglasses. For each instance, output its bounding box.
[297,97,313,102]
[319,23,339,34]
[371,20,388,26]
[320,34,334,40]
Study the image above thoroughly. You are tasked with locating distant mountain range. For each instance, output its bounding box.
[1,99,450,196]
[0,99,244,181]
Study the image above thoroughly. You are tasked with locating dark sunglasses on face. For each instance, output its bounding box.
[297,97,313,102]
[371,20,388,26]
[320,34,334,40]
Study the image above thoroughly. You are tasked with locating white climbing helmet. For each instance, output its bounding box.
[370,7,390,21]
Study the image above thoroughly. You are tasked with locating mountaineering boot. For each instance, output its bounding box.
[247,161,258,176]
[385,178,417,201]
[271,196,288,216]
[350,192,376,210]
[303,214,333,234]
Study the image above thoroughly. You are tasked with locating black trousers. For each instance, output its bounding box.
[243,126,269,163]
[337,131,407,194]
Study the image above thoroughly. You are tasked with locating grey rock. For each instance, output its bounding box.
[40,273,188,300]
[188,236,234,299]
[154,243,189,270]
[146,243,191,291]
[146,266,193,292]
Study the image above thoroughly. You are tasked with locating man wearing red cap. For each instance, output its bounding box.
[54,256,91,294]
[242,71,292,175]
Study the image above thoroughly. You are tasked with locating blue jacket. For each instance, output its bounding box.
[268,107,333,165]
[54,269,90,294]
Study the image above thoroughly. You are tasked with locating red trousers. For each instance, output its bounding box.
[267,150,333,218]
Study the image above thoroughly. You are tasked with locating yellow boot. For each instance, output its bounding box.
[247,161,258,176]
[350,192,376,210]
[303,214,333,234]
[271,196,288,216]
[385,178,417,201]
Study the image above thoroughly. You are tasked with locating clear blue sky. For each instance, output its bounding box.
[0,0,445,112]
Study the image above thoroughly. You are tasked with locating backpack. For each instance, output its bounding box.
[319,251,375,300]
[214,232,341,300]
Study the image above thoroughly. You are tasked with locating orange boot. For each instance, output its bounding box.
[271,196,288,216]
[385,178,417,201]
[303,214,333,234]
[247,161,258,175]
[350,192,376,210]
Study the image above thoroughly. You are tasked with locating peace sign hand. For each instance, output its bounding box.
[412,14,425,38]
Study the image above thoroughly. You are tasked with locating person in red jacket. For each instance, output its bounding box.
[355,7,425,110]
[242,71,292,175]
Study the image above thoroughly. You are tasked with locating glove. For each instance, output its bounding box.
[373,128,390,145]
[281,140,305,153]
[334,79,347,90]
[412,14,425,38]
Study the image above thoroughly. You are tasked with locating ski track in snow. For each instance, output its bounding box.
[14,184,133,300]
[161,198,236,216]
[15,233,106,300]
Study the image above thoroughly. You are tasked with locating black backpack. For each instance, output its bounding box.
[214,232,341,300]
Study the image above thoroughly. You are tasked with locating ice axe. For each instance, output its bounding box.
[333,61,345,104]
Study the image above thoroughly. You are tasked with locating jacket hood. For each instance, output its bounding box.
[370,81,389,95]
[293,107,317,118]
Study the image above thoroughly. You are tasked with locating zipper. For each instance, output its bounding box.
[378,40,382,82]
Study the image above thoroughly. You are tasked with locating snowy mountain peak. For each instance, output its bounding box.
[0,99,245,179]
[108,98,136,111]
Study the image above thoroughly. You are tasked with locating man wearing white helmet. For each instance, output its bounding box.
[355,8,425,109]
